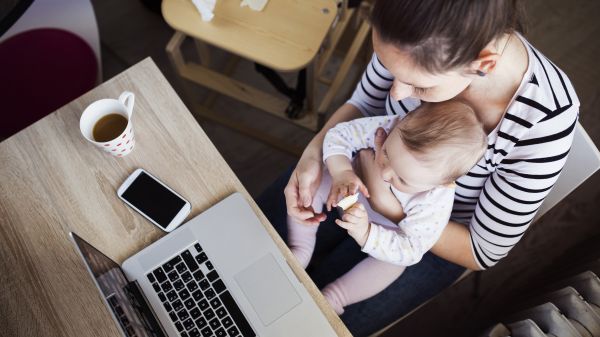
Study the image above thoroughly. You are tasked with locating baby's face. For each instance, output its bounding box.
[375,128,448,194]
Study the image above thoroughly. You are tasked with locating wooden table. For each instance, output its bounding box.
[162,0,371,155]
[0,58,351,337]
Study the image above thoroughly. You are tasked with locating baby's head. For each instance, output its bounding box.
[377,101,487,194]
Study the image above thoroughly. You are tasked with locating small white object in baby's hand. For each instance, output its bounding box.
[192,0,216,22]
[336,193,359,214]
[240,0,268,11]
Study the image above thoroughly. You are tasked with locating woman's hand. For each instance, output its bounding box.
[284,152,327,226]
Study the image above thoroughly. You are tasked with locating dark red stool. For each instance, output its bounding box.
[0,28,98,138]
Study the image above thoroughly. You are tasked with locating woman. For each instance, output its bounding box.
[257,0,579,335]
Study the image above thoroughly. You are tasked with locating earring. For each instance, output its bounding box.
[476,70,486,77]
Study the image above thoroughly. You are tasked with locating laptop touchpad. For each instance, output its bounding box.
[234,253,301,326]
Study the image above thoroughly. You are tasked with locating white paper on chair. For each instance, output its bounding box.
[240,0,268,12]
[192,0,216,21]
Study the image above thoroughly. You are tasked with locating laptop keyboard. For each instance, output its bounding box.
[147,243,255,337]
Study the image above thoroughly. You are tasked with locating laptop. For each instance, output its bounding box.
[70,192,337,337]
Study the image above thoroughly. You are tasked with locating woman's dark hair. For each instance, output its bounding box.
[371,0,526,73]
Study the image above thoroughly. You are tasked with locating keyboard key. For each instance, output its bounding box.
[207,270,219,282]
[183,318,195,330]
[179,289,191,301]
[184,298,195,310]
[193,270,204,281]
[166,290,178,302]
[210,298,221,309]
[147,273,156,283]
[195,252,208,264]
[161,281,173,292]
[190,307,201,319]
[108,296,119,306]
[194,243,202,252]
[176,263,187,274]
[205,289,216,300]
[227,326,239,337]
[204,308,215,320]
[177,309,190,321]
[175,321,184,332]
[187,281,199,292]
[168,270,178,282]
[200,327,212,337]
[199,279,210,290]
[215,327,226,337]
[221,316,233,328]
[192,289,204,301]
[220,291,255,337]
[215,307,226,319]
[163,302,172,312]
[205,261,214,270]
[158,292,166,302]
[212,280,226,294]
[169,311,178,322]
[198,299,209,310]
[181,332,189,337]
[181,271,193,283]
[209,318,220,330]
[174,280,185,291]
[189,328,201,337]
[173,300,184,312]
[163,256,182,272]
[182,251,199,272]
[195,316,207,329]
[152,283,161,293]
[153,268,167,283]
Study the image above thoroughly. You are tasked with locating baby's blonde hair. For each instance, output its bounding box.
[396,101,487,182]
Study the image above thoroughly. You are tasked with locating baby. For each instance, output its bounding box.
[287,100,487,314]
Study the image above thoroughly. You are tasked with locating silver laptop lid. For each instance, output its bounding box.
[70,232,167,337]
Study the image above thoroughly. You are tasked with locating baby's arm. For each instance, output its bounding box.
[362,186,455,266]
[323,116,398,209]
[355,149,405,223]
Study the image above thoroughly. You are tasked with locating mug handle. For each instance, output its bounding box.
[118,91,135,118]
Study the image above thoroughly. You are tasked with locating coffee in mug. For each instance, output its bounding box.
[80,91,136,157]
[93,113,129,142]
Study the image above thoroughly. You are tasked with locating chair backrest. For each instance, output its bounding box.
[533,122,600,222]
[0,0,102,80]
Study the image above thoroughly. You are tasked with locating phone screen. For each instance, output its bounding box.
[121,172,186,228]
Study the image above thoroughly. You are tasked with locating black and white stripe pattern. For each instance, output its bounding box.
[346,36,580,269]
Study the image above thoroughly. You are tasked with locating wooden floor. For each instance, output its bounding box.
[93,0,600,336]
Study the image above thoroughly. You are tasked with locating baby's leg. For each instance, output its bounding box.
[287,170,332,268]
[322,256,406,314]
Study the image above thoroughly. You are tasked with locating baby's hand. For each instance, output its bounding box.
[327,169,369,211]
[335,203,371,247]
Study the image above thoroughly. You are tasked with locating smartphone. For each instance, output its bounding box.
[117,168,191,232]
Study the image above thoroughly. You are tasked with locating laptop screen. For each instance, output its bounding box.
[70,233,165,337]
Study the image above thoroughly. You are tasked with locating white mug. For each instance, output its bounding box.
[80,92,136,157]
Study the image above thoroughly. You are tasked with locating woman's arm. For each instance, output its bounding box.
[430,221,481,270]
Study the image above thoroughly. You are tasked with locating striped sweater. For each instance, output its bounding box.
[346,35,580,269]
